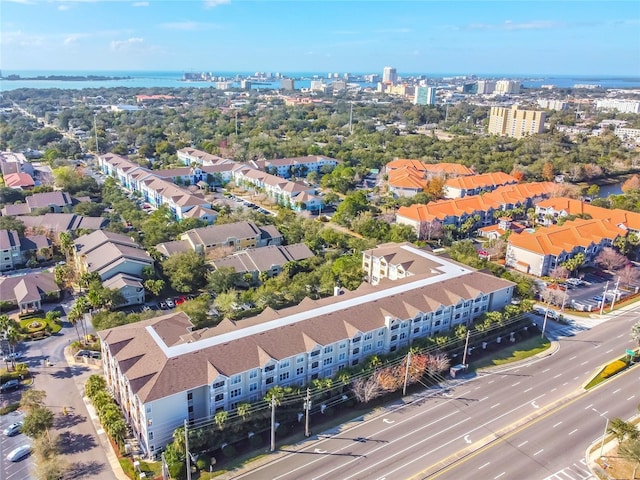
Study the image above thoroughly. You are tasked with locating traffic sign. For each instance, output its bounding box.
[626,349,637,356]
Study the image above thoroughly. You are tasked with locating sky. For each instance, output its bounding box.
[1,0,639,76]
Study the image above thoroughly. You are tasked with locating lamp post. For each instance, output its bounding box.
[592,408,610,458]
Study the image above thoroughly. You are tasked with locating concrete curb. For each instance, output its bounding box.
[585,413,640,479]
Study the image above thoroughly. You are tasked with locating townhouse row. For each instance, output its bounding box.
[98,243,514,457]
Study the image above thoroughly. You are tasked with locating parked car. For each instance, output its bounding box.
[6,444,31,462]
[158,302,168,310]
[165,299,175,309]
[0,380,20,392]
[593,295,604,302]
[3,352,23,362]
[3,421,23,437]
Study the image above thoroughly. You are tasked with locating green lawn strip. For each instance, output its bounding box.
[584,354,637,390]
[471,336,551,371]
[119,457,163,480]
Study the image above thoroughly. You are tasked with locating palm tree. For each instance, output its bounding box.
[236,403,251,421]
[619,438,640,479]
[5,327,21,370]
[214,410,228,430]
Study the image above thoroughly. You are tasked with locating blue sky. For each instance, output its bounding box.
[1,0,639,75]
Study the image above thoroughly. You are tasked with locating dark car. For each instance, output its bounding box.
[0,380,20,392]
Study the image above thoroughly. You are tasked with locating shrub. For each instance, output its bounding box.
[602,359,627,378]
[221,444,236,458]
[0,402,20,415]
[196,455,211,471]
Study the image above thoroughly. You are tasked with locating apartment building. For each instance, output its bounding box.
[396,182,555,239]
[494,80,521,94]
[595,99,640,114]
[382,66,398,84]
[73,231,152,306]
[414,87,436,106]
[98,243,514,457]
[534,197,640,231]
[0,230,22,271]
[488,106,546,139]
[253,155,340,179]
[0,272,60,314]
[506,218,626,277]
[0,191,73,216]
[476,80,496,95]
[385,160,474,197]
[537,99,568,111]
[443,171,518,199]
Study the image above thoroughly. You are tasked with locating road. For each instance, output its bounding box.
[233,307,639,480]
[0,311,117,480]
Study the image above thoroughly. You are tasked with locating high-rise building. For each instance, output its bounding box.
[476,80,497,95]
[595,99,640,114]
[383,66,398,85]
[414,86,436,105]
[488,105,546,138]
[280,78,295,91]
[332,80,347,92]
[495,80,521,94]
[365,74,381,83]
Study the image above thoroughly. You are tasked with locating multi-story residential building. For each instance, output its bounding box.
[11,214,108,236]
[280,78,295,90]
[506,218,627,277]
[414,86,436,105]
[488,106,546,139]
[382,66,398,85]
[476,80,496,95]
[595,99,640,114]
[494,80,521,94]
[536,99,568,111]
[396,182,555,238]
[73,231,152,306]
[253,155,340,179]
[614,127,640,144]
[0,230,22,271]
[443,171,518,199]
[98,242,514,457]
[211,243,314,280]
[155,221,283,257]
[385,160,475,197]
[0,191,73,216]
[0,272,60,314]
[534,197,640,231]
[3,172,35,189]
[0,151,34,177]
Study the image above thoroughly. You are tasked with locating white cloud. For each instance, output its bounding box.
[203,0,230,8]
[132,1,149,6]
[159,21,220,31]
[58,4,70,10]
[0,30,44,46]
[3,0,36,4]
[110,37,144,51]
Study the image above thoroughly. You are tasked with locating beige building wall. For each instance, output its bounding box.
[488,106,546,139]
[506,244,546,276]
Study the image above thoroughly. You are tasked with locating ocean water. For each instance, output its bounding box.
[1,70,639,92]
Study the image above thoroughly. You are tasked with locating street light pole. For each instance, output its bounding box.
[599,281,609,316]
[609,277,620,312]
[304,388,311,437]
[461,330,471,368]
[592,408,610,458]
[270,396,277,452]
[184,419,192,480]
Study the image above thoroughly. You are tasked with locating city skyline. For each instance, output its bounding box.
[1,1,639,76]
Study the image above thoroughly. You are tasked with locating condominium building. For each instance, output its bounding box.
[494,80,521,94]
[537,99,568,111]
[595,99,640,114]
[488,106,546,139]
[414,86,436,106]
[99,243,514,457]
[476,80,497,95]
[280,78,295,91]
[382,66,398,85]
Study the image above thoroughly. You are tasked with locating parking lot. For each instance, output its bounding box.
[0,411,32,480]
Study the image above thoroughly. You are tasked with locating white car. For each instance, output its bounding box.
[3,421,23,436]
[165,299,175,309]
[7,444,31,461]
[3,352,23,362]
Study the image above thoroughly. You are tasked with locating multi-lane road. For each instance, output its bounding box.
[233,307,639,480]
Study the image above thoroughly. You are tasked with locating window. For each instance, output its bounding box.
[400,332,407,340]
[390,324,399,330]
[352,347,360,355]
[363,344,372,352]
[146,406,152,414]
[377,340,383,348]
[280,360,290,369]
[230,389,241,398]
[391,335,398,341]
[311,361,319,369]
[187,392,193,401]
[435,320,441,327]
[266,377,274,385]
[249,370,258,379]
[148,419,153,426]
[352,336,361,343]
[378,329,385,336]
[324,346,333,354]
[231,375,242,385]
[414,327,420,334]
[264,365,275,372]
[279,372,290,382]
[297,356,305,363]
[338,352,346,361]
[149,432,153,440]
[323,357,333,366]
[249,383,258,392]
[296,367,304,376]
[364,332,373,340]
[455,313,461,320]
[188,406,194,413]
[351,359,359,366]
[310,350,320,357]
[339,342,347,349]
[213,381,225,389]
[215,393,224,402]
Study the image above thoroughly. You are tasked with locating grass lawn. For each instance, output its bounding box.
[471,336,551,371]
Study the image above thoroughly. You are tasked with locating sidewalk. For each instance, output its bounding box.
[586,413,640,479]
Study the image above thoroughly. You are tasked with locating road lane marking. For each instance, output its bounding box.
[488,380,495,384]
[612,388,621,394]
[553,421,562,428]
[490,403,501,409]
[580,361,589,366]
[524,387,533,393]
[568,429,578,435]
[569,355,577,360]
[542,368,550,373]
[551,388,557,392]
[479,396,489,402]
[517,441,528,447]
[479,462,490,469]
[512,382,521,387]
[617,334,624,338]
[563,382,568,386]
[534,449,544,456]
[585,404,593,410]
[627,395,635,401]
[494,473,505,479]
[606,349,614,353]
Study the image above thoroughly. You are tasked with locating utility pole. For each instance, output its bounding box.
[235,111,238,137]
[93,114,100,156]
[599,280,609,316]
[402,350,412,396]
[610,277,620,312]
[304,388,311,437]
[270,396,276,452]
[349,102,353,134]
[184,419,192,480]
[461,330,471,368]
[161,452,169,480]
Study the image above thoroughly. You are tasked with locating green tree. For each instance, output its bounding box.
[331,255,364,291]
[208,266,241,294]
[607,417,638,443]
[20,389,47,413]
[22,406,54,438]
[214,410,228,430]
[85,375,107,400]
[176,296,212,329]
[144,279,166,297]
[162,250,209,293]
[619,438,640,479]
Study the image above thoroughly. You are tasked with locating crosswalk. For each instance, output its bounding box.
[543,458,594,480]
